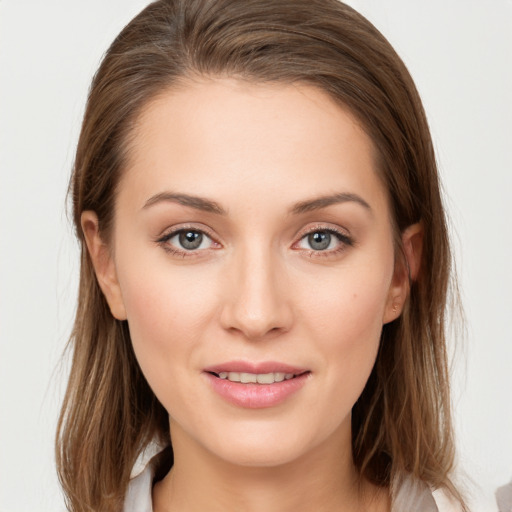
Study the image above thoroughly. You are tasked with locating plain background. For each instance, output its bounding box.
[1,1,511,510]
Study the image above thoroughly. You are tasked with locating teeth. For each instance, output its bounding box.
[217,371,295,384]
[257,373,275,384]
[240,372,257,383]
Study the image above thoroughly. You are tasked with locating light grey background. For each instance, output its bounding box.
[1,1,511,510]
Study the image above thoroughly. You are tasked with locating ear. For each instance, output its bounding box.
[81,211,127,320]
[383,222,423,324]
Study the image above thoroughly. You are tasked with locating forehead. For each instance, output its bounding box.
[119,78,389,217]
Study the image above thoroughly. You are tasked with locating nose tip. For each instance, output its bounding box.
[219,255,293,340]
[224,301,285,340]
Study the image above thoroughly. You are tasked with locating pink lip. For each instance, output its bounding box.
[203,360,307,375]
[203,361,310,409]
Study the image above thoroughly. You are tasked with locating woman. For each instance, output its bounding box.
[56,0,466,510]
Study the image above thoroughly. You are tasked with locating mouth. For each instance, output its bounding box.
[208,370,309,384]
[203,362,311,408]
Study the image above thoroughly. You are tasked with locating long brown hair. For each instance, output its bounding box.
[56,1,463,510]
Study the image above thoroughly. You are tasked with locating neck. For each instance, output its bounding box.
[152,421,389,512]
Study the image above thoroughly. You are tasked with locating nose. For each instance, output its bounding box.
[219,244,293,340]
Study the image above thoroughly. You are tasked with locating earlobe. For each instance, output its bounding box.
[81,211,127,321]
[383,222,424,324]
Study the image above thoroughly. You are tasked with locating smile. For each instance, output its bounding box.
[203,363,311,408]
[215,372,297,384]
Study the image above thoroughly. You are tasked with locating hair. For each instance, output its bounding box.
[56,1,463,510]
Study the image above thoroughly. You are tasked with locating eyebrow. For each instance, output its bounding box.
[143,192,227,215]
[142,191,372,216]
[290,192,372,215]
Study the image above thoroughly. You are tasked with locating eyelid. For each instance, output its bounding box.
[157,222,217,240]
[294,223,352,242]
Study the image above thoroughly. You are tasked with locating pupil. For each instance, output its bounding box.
[179,231,202,250]
[308,231,330,250]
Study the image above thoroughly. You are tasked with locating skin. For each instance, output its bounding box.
[83,79,422,512]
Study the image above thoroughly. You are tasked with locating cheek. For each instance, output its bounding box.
[114,255,219,394]
[301,259,392,342]
[297,259,393,404]
[323,285,385,379]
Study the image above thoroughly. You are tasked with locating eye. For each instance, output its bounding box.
[304,231,333,251]
[159,228,215,252]
[296,228,353,252]
[176,230,208,250]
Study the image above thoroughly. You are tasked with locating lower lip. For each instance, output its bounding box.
[204,372,310,409]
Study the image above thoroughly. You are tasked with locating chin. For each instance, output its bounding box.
[197,419,330,469]
[214,440,307,468]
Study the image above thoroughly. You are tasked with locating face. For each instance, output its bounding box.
[85,79,408,468]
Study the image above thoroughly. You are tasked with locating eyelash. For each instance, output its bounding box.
[155,225,354,258]
[294,225,354,259]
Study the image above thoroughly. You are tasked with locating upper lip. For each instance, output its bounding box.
[203,360,309,375]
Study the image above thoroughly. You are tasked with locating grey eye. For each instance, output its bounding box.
[159,227,216,254]
[307,231,331,250]
[178,230,204,250]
